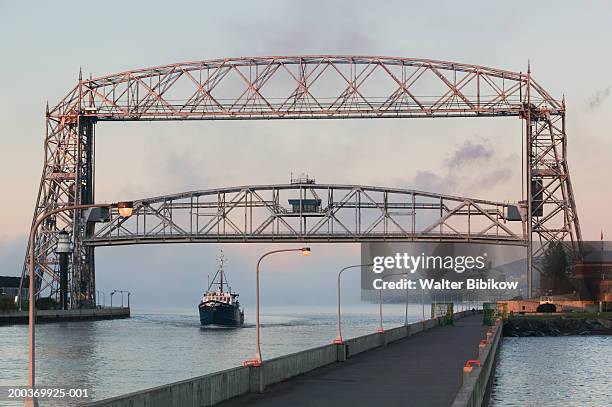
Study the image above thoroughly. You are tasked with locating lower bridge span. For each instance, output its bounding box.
[85,182,527,247]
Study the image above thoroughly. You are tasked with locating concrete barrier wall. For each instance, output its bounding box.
[386,325,408,343]
[410,322,424,334]
[37,307,130,318]
[451,317,502,407]
[89,366,250,407]
[344,313,468,358]
[0,307,130,325]
[424,318,439,329]
[345,332,382,357]
[262,344,338,387]
[87,312,470,407]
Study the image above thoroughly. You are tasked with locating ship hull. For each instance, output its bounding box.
[199,301,244,327]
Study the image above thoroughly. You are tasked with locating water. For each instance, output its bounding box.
[490,336,612,407]
[0,304,425,405]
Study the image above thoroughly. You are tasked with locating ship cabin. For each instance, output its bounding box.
[203,291,235,304]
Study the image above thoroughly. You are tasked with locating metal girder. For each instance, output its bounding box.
[85,183,525,246]
[50,56,561,121]
[23,56,581,307]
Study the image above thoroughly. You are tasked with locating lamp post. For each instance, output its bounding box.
[377,272,410,334]
[111,290,130,308]
[333,263,372,345]
[404,275,410,325]
[96,290,105,308]
[244,247,311,367]
[112,290,130,308]
[600,233,604,313]
[24,201,133,407]
[421,288,425,321]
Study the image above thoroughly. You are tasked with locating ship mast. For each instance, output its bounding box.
[205,250,231,294]
[219,250,224,293]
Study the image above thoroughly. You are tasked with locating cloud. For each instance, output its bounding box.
[589,87,610,110]
[465,168,513,194]
[410,138,514,197]
[445,139,494,169]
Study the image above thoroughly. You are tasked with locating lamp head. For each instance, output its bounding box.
[301,247,311,256]
[56,230,72,254]
[117,201,134,218]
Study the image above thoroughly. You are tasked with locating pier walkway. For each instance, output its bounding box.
[220,314,486,407]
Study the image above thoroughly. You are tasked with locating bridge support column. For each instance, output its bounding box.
[72,115,97,308]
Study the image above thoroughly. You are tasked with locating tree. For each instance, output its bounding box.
[540,241,573,295]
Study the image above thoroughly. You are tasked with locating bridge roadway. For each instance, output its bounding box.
[220,313,487,407]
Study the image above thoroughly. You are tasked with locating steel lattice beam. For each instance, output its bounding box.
[22,56,582,307]
[85,184,525,246]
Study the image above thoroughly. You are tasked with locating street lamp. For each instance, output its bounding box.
[421,288,426,321]
[117,201,134,218]
[377,272,410,334]
[244,247,311,367]
[96,290,105,308]
[111,290,130,308]
[24,201,133,407]
[333,263,372,345]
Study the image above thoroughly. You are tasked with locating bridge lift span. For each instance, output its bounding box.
[85,183,526,246]
[22,56,582,307]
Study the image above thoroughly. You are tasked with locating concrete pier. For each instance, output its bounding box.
[0,307,130,325]
[220,314,487,407]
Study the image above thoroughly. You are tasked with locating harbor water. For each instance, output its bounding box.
[490,336,611,407]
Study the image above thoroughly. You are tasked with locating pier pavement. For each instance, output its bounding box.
[220,314,487,407]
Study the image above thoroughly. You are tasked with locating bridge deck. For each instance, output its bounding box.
[220,314,486,407]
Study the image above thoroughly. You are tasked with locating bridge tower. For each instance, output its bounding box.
[525,65,582,297]
[21,71,98,309]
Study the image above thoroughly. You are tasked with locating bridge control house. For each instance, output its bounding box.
[288,198,322,213]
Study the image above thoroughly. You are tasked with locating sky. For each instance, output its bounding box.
[0,0,611,309]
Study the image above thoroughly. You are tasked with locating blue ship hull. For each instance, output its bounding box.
[199,300,244,327]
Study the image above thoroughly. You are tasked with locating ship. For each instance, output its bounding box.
[198,251,244,327]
